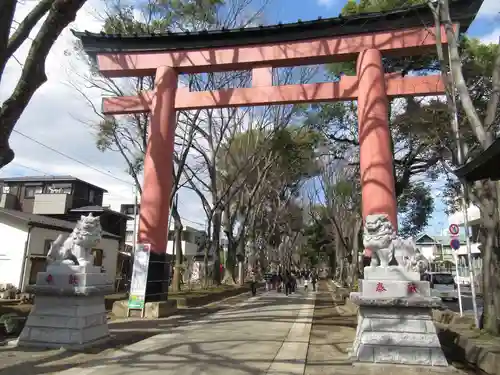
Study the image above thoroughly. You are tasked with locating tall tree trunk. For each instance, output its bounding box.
[223,232,237,283]
[222,203,237,283]
[350,218,363,289]
[171,202,183,293]
[211,208,222,285]
[477,186,500,334]
[237,236,246,284]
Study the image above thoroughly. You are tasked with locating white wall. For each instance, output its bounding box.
[24,227,120,289]
[166,240,199,257]
[419,244,437,261]
[99,237,119,279]
[448,204,481,226]
[0,220,28,289]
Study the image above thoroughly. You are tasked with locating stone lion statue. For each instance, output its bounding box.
[364,214,429,272]
[363,214,396,267]
[47,214,102,267]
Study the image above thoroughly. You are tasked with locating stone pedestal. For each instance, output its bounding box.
[17,264,113,349]
[349,266,448,367]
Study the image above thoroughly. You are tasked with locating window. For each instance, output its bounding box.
[125,231,134,242]
[25,185,43,198]
[432,273,455,285]
[43,239,54,255]
[182,231,193,242]
[92,249,103,267]
[89,190,95,203]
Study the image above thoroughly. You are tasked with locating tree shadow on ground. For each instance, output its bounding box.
[0,285,356,375]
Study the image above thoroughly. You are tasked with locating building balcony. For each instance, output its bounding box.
[32,193,72,215]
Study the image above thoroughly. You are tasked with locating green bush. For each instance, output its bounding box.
[352,279,359,292]
[0,313,25,335]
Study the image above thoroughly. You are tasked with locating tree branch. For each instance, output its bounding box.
[0,0,88,168]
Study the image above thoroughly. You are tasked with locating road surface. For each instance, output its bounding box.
[443,287,483,315]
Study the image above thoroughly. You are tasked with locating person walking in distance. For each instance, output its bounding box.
[264,271,272,291]
[250,270,257,296]
[311,271,317,292]
[304,273,309,292]
[284,271,292,296]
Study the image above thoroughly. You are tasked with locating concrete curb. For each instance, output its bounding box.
[433,311,500,375]
[441,328,500,375]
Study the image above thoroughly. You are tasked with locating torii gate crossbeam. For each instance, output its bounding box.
[79,24,450,257]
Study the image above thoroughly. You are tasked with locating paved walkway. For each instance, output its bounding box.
[1,282,474,375]
[51,290,314,375]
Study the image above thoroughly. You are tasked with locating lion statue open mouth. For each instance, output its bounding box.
[363,213,428,272]
[363,214,396,267]
[47,214,102,268]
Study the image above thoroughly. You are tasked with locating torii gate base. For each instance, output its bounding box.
[76,15,453,368]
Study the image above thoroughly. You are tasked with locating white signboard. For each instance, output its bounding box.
[128,243,151,310]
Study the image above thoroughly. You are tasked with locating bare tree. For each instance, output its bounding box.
[309,159,362,288]
[0,0,88,168]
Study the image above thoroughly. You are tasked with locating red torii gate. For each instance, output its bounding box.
[75,7,465,259]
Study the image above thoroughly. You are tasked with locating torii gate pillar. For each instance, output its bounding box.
[357,49,398,228]
[139,66,177,252]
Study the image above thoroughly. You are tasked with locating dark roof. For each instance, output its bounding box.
[416,234,437,243]
[70,205,131,219]
[0,175,108,193]
[416,233,467,244]
[0,208,120,239]
[72,0,482,54]
[454,138,500,182]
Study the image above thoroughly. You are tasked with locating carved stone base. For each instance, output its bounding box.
[18,268,112,349]
[364,266,421,282]
[349,293,448,367]
[361,280,430,299]
[17,294,109,349]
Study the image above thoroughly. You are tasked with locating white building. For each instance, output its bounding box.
[448,204,481,227]
[165,225,207,258]
[0,208,121,291]
[120,203,207,257]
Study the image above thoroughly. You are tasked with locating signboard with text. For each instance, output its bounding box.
[128,243,151,310]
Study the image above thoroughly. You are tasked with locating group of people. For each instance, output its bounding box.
[263,269,318,296]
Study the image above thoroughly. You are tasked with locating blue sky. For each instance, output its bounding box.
[263,0,499,43]
[265,0,499,235]
[2,0,498,233]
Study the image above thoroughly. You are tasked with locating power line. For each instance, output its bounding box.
[10,161,50,175]
[4,156,206,227]
[12,129,134,187]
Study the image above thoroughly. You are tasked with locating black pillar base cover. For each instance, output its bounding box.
[145,252,172,302]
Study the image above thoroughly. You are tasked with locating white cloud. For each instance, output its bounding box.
[476,0,500,19]
[0,0,207,229]
[479,28,500,44]
[317,0,335,7]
